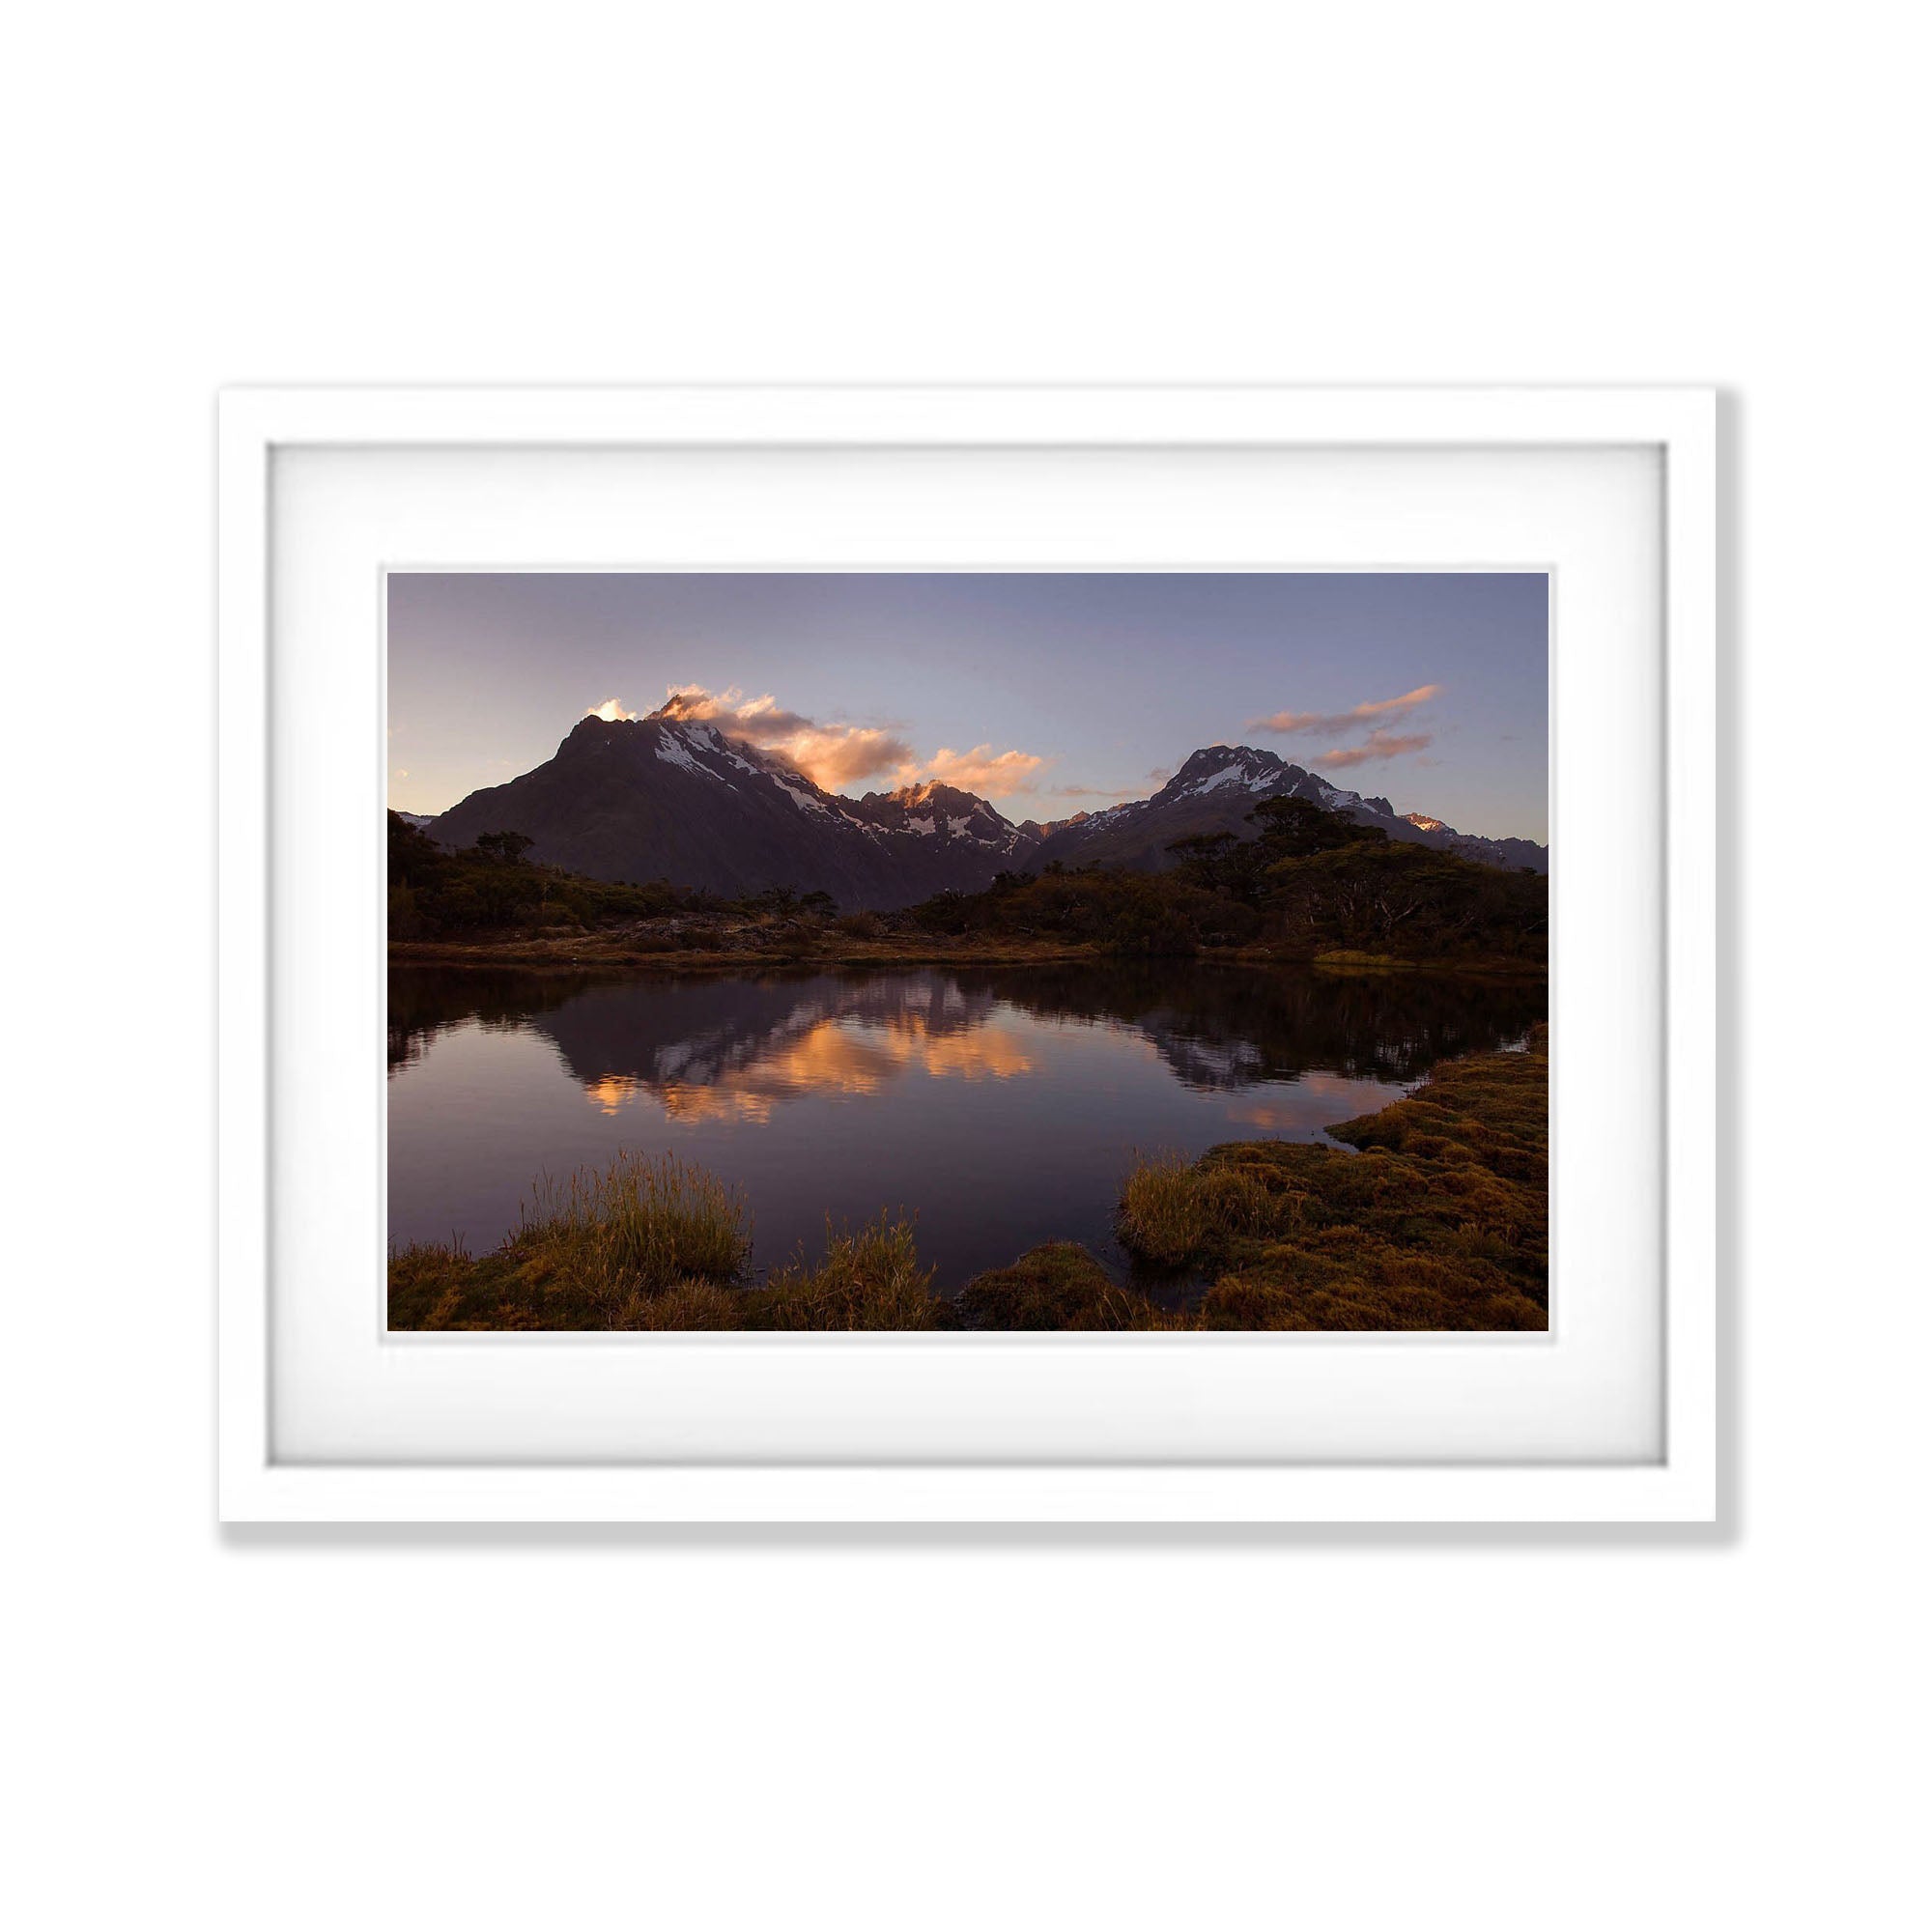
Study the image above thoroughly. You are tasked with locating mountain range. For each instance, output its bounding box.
[423,708,1547,909]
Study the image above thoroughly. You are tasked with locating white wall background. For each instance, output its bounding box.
[4,5,1923,1927]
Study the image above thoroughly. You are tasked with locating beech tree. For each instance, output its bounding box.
[474,830,534,864]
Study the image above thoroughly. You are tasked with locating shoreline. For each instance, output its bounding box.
[388,936,1548,980]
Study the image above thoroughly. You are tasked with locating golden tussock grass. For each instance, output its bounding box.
[388,1151,748,1329]
[1117,1024,1548,1331]
[739,1216,940,1330]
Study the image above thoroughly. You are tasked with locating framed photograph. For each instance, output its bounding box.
[218,385,1716,1522]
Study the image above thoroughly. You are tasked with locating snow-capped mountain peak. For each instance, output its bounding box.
[1027,745,1547,876]
[1159,745,1298,800]
[427,725,1546,907]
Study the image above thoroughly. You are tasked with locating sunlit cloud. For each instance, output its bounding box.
[1317,728,1433,769]
[655,684,915,790]
[797,728,923,789]
[1248,684,1442,738]
[587,683,1045,799]
[921,744,1046,798]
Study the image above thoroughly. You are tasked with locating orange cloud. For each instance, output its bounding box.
[590,685,1047,800]
[1316,728,1433,769]
[921,744,1046,798]
[656,684,915,790]
[1248,684,1442,737]
[792,727,922,789]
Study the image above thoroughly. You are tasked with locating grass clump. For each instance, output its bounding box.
[389,1175,942,1332]
[513,1151,749,1301]
[1114,1027,1548,1330]
[952,1242,1180,1330]
[740,1215,940,1330]
[1117,1151,1295,1269]
[387,1236,485,1330]
[389,1151,748,1328]
[1116,1155,1213,1268]
[608,1278,748,1329]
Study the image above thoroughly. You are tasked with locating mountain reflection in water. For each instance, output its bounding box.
[388,963,1546,1289]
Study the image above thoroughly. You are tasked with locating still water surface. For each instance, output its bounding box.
[389,964,1545,1289]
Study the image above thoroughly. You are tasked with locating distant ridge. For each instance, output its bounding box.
[1027,746,1548,877]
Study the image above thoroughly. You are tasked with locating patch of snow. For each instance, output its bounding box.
[654,730,722,780]
[905,815,937,836]
[772,776,830,814]
[654,729,697,771]
[1192,763,1247,793]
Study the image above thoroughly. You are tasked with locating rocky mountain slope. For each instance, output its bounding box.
[1030,746,1547,875]
[429,713,1041,909]
[426,713,1547,909]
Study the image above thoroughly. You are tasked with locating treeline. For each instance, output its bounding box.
[386,811,828,938]
[907,799,1546,961]
[389,801,1547,963]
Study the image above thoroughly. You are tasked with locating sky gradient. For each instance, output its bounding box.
[387,572,1548,841]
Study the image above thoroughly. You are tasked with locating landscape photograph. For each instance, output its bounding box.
[386,570,1549,1332]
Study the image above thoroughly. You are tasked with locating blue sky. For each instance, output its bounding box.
[387,571,1548,841]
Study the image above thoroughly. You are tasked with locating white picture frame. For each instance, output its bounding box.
[218,385,1716,1523]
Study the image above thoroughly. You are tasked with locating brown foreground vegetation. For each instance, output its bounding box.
[391,1027,1548,1333]
[1116,1026,1547,1328]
